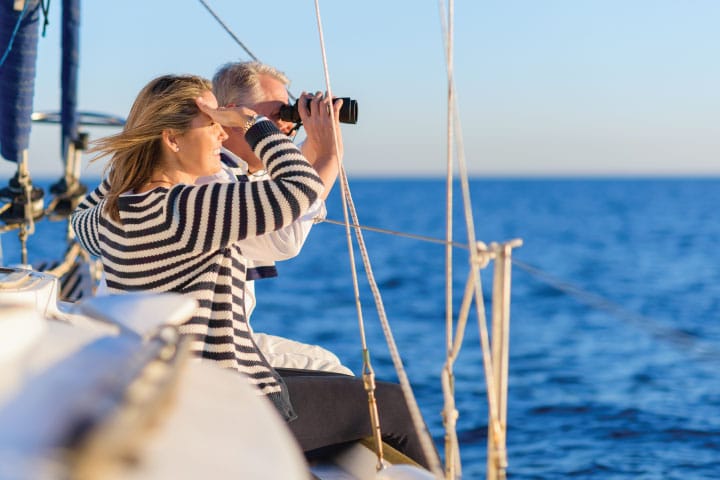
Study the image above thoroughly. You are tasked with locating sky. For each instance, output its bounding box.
[1,0,719,180]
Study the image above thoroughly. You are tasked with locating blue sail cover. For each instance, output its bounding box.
[61,0,80,156]
[0,0,42,163]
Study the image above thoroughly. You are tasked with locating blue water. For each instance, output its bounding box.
[2,177,719,479]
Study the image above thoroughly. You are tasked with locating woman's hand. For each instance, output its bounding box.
[196,97,257,132]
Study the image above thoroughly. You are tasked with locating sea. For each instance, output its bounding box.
[2,177,719,479]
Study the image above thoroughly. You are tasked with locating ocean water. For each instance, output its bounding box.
[2,177,719,479]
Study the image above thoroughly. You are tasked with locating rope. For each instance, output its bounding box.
[0,0,30,68]
[311,0,385,470]
[511,259,720,362]
[196,0,258,62]
[45,241,81,278]
[319,218,467,248]
[323,213,720,363]
[311,2,443,475]
[17,151,37,265]
[196,0,297,103]
[436,1,507,477]
[439,0,460,476]
[40,0,51,36]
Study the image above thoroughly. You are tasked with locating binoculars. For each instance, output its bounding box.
[279,97,358,124]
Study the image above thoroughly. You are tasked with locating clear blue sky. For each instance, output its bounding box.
[2,0,719,179]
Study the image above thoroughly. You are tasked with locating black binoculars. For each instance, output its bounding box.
[279,97,358,124]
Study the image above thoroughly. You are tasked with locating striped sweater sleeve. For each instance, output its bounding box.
[71,119,324,258]
[71,178,110,257]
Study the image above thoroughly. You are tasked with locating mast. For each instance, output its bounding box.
[48,0,88,221]
[61,0,79,160]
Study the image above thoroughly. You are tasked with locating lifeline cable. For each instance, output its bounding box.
[321,216,720,364]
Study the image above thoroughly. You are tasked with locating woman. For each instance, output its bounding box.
[72,74,433,468]
[71,74,323,419]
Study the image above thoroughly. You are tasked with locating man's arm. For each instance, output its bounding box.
[197,157,325,262]
[237,196,325,261]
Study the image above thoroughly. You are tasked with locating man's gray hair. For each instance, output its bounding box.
[212,61,290,106]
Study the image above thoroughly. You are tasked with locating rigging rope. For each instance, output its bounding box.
[40,0,51,36]
[311,1,443,475]
[319,218,467,248]
[0,0,30,68]
[437,1,508,478]
[197,0,296,102]
[511,259,720,363]
[0,0,50,67]
[310,0,388,472]
[310,0,383,471]
[439,0,461,476]
[196,0,258,62]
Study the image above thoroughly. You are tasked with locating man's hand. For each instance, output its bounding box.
[298,91,344,165]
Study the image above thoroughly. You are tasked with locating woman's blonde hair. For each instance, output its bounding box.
[91,74,212,222]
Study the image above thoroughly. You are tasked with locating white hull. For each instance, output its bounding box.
[0,267,432,480]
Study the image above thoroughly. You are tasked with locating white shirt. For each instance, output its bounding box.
[196,147,326,319]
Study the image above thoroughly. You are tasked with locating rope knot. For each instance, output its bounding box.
[442,408,459,424]
[474,241,492,268]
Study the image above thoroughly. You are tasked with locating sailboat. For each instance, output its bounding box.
[1,1,521,478]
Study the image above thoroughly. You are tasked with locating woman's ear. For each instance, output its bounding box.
[162,129,180,153]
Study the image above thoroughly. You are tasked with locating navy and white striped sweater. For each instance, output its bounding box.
[71,120,324,418]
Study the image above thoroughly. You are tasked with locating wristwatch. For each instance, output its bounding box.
[243,114,260,133]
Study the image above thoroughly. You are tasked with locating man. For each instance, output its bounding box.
[212,61,342,194]
[209,61,349,374]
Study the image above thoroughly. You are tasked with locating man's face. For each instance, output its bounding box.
[252,75,295,135]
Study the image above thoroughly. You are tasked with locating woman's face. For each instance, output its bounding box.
[175,90,229,177]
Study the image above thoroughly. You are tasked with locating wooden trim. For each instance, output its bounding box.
[358,437,422,467]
